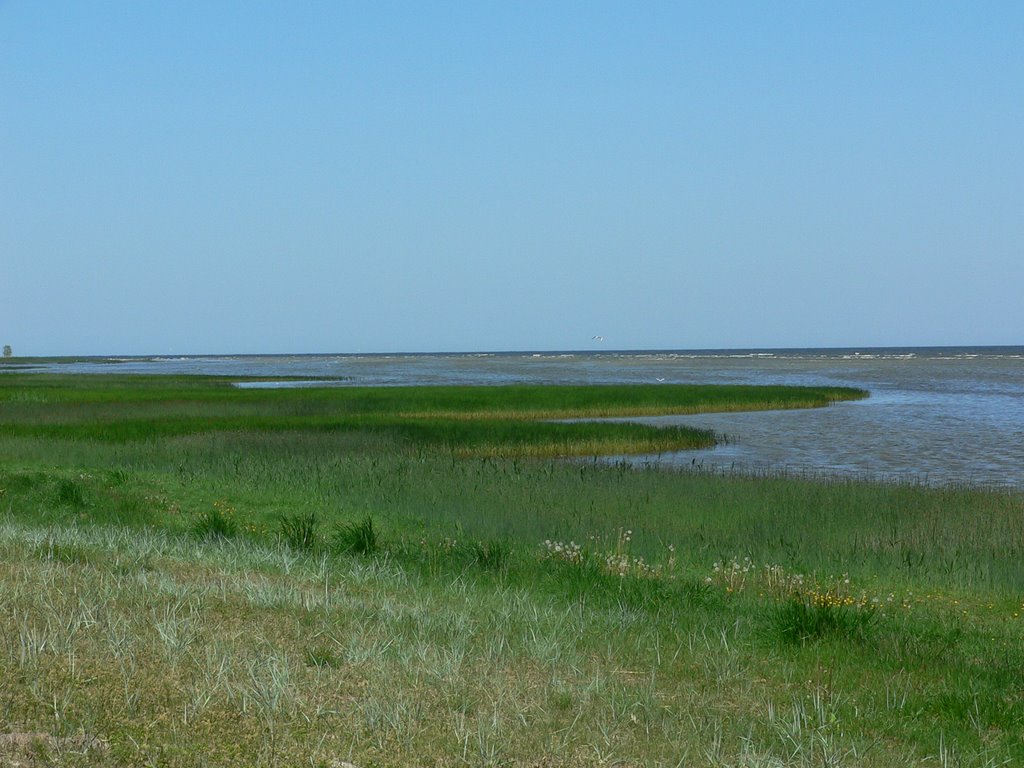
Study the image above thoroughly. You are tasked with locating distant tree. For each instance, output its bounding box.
[2,345,11,358]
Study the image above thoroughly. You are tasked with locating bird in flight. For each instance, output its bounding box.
[592,335,604,342]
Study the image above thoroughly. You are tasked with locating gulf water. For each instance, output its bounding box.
[13,346,1024,488]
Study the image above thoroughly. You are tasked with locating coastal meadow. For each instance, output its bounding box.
[1,373,1021,766]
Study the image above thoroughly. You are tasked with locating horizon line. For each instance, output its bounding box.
[3,343,1023,361]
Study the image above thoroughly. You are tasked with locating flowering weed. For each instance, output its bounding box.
[191,500,239,540]
[771,589,878,645]
[541,529,677,581]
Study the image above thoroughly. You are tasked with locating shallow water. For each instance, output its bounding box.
[10,346,1024,488]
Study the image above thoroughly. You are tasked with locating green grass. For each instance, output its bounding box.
[190,500,240,541]
[278,510,321,552]
[0,374,863,454]
[1,373,1021,767]
[333,516,378,556]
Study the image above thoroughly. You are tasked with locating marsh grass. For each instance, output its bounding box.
[2,373,1023,766]
[0,374,865,457]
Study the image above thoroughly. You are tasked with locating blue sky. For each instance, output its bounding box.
[2,2,1022,355]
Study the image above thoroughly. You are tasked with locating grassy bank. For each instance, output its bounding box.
[0,375,864,455]
[1,374,1021,767]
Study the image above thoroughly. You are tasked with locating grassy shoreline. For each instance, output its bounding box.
[2,375,1021,767]
[0,375,865,455]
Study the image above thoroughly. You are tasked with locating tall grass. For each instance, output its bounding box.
[4,430,1022,592]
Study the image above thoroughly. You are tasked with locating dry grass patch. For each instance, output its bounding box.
[0,732,110,767]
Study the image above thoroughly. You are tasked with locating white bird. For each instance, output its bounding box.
[656,377,666,383]
[592,335,604,342]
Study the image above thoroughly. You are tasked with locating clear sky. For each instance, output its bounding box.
[2,2,1022,355]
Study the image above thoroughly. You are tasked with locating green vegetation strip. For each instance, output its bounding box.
[0,374,865,456]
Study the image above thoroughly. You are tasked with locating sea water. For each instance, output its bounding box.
[11,346,1024,487]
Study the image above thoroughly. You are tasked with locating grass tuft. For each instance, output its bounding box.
[55,477,85,507]
[332,515,377,555]
[33,537,93,564]
[470,538,511,571]
[279,510,320,552]
[770,590,878,645]
[191,501,239,540]
[304,646,341,669]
